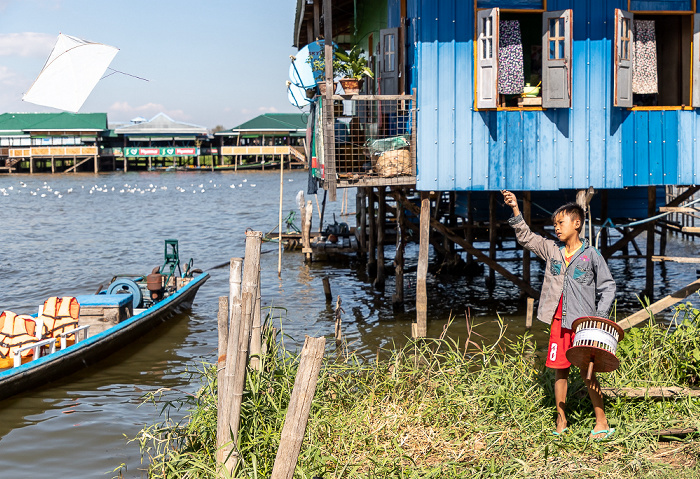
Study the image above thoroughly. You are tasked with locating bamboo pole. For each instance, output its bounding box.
[217,259,243,471]
[270,336,326,479]
[215,296,230,468]
[278,155,284,277]
[242,232,262,371]
[250,268,262,371]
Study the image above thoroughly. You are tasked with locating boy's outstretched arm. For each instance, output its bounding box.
[502,189,556,261]
[502,190,521,217]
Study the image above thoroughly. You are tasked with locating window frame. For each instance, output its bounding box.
[615,4,697,109]
[474,1,575,111]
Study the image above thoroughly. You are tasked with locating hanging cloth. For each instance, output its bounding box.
[498,20,525,95]
[632,20,658,94]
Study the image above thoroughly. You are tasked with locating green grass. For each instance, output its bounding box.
[132,305,700,478]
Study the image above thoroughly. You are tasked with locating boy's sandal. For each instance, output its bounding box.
[551,427,568,436]
[590,428,615,440]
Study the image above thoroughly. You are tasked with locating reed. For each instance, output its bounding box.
[134,308,700,478]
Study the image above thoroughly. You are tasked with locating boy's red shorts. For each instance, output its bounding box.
[546,317,575,369]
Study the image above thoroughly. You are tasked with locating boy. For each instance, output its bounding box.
[502,190,616,439]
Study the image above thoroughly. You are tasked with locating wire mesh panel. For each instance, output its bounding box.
[321,94,416,187]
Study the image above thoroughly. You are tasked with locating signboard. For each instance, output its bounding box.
[123,147,199,157]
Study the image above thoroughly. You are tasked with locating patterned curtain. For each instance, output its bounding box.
[498,20,525,95]
[632,20,658,94]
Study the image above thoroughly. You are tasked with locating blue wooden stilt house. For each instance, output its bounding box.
[293,0,700,336]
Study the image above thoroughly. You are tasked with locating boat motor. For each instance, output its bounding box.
[146,266,165,302]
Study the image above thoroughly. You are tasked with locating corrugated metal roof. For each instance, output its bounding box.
[0,112,107,132]
[217,113,308,135]
[114,113,207,136]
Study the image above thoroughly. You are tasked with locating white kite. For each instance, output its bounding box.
[22,33,119,112]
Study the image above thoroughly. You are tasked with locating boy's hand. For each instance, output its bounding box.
[502,190,521,216]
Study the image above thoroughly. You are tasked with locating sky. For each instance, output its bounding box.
[0,0,301,130]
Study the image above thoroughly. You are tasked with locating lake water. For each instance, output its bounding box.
[0,170,698,477]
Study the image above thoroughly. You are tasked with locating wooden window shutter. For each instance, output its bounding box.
[693,13,700,107]
[614,9,634,108]
[476,8,499,109]
[542,9,572,108]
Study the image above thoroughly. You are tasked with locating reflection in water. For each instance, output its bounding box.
[0,171,698,476]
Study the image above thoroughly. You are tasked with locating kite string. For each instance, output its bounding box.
[102,68,149,82]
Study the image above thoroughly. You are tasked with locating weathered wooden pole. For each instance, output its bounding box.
[302,200,313,261]
[278,154,284,277]
[415,191,430,338]
[250,268,262,371]
[522,192,531,286]
[242,232,262,371]
[322,276,332,302]
[487,192,497,291]
[216,296,230,467]
[375,187,386,290]
[646,185,655,300]
[270,336,326,479]
[217,258,243,473]
[359,188,367,252]
[392,190,405,309]
[334,296,344,345]
[368,188,377,267]
[525,297,534,329]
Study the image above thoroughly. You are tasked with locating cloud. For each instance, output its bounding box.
[257,106,278,113]
[0,33,55,57]
[0,66,21,85]
[107,101,190,121]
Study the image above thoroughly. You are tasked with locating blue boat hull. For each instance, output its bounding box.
[0,272,209,401]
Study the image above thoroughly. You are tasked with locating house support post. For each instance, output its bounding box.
[522,191,532,287]
[487,192,497,291]
[375,187,386,290]
[646,185,656,301]
[415,191,430,338]
[368,188,377,269]
[359,188,367,252]
[392,188,405,309]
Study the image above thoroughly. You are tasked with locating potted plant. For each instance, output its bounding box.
[306,44,344,96]
[335,45,374,95]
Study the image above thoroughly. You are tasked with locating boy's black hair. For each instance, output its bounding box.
[551,202,584,233]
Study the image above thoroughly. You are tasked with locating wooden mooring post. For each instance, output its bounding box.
[270,336,326,479]
[216,232,262,477]
[392,189,405,309]
[414,191,430,338]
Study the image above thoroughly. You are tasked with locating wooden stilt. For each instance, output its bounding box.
[526,297,534,329]
[51,156,55,174]
[393,188,405,309]
[375,187,386,290]
[600,190,609,248]
[415,191,430,338]
[522,192,532,286]
[359,188,367,251]
[322,277,332,302]
[487,192,497,291]
[646,185,655,301]
[466,192,474,264]
[368,188,376,267]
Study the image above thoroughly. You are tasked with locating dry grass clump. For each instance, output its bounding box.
[134,309,700,478]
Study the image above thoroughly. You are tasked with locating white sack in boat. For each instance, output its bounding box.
[22,33,119,112]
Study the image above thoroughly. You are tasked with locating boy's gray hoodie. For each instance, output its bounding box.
[508,213,616,330]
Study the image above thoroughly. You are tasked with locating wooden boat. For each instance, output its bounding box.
[0,239,209,401]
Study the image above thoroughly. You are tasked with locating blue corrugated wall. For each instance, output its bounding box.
[402,0,700,192]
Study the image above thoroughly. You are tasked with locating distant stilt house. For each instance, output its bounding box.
[213,113,308,170]
[293,0,700,337]
[110,113,209,171]
[0,112,106,173]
